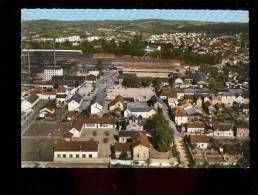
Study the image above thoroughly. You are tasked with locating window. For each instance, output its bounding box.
[137,154,140,158]
[89,154,92,158]
[82,154,86,158]
[57,154,61,158]
[76,154,79,158]
[63,154,66,158]
[69,154,73,158]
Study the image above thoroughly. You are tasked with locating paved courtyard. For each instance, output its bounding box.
[74,128,117,158]
[23,121,72,137]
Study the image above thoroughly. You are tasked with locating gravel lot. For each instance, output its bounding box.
[23,121,72,136]
[21,138,55,161]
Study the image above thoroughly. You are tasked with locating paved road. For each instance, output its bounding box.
[21,99,49,135]
[160,101,183,140]
[85,70,118,101]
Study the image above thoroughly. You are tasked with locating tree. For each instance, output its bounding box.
[53,83,59,89]
[96,60,102,71]
[145,113,173,152]
[119,151,128,160]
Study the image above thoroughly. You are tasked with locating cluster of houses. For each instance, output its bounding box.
[160,88,249,139]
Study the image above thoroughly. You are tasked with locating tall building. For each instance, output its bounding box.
[44,66,63,81]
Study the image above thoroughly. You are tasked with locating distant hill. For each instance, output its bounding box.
[21,19,249,37]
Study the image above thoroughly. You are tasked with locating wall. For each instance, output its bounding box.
[91,103,103,114]
[133,145,149,161]
[68,100,80,111]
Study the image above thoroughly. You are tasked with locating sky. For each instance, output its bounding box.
[21,9,249,23]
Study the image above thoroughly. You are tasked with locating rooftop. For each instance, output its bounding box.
[54,140,98,152]
[190,135,209,144]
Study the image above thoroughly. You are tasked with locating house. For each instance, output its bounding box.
[126,121,143,131]
[53,140,99,161]
[149,95,163,110]
[172,107,188,126]
[220,92,236,107]
[211,123,234,137]
[186,121,205,134]
[66,111,77,121]
[184,106,203,120]
[114,143,132,159]
[131,132,150,161]
[124,102,156,119]
[108,95,124,111]
[91,95,105,115]
[69,116,86,137]
[85,74,97,83]
[118,131,137,143]
[38,101,56,118]
[68,93,83,112]
[242,103,249,114]
[70,116,118,138]
[83,117,117,129]
[88,71,100,77]
[56,94,67,106]
[21,94,40,113]
[167,92,178,107]
[173,78,184,88]
[189,135,209,149]
[159,91,171,100]
[236,122,249,138]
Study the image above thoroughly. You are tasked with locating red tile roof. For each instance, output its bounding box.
[54,140,98,152]
[73,116,118,130]
[93,53,116,58]
[109,95,124,107]
[114,143,131,152]
[132,132,150,148]
[186,121,205,129]
[190,135,209,144]
[174,108,187,117]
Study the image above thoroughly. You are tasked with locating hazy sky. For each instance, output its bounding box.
[21,9,249,23]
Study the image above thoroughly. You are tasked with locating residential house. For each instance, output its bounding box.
[114,143,132,159]
[167,92,178,107]
[68,93,83,112]
[189,135,209,149]
[85,74,97,83]
[124,102,156,119]
[173,77,184,88]
[149,95,163,110]
[53,140,99,161]
[69,116,117,137]
[220,92,236,107]
[211,123,234,137]
[38,101,56,119]
[236,122,249,138]
[108,95,124,111]
[186,121,205,134]
[126,121,143,131]
[66,111,77,121]
[173,107,188,126]
[91,95,105,115]
[242,103,249,115]
[21,94,40,113]
[118,131,137,143]
[131,132,150,161]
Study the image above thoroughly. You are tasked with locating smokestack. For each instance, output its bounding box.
[27,49,31,79]
[53,38,56,67]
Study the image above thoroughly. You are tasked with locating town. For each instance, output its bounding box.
[21,19,249,168]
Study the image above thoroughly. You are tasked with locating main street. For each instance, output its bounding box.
[160,101,183,140]
[84,70,118,101]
